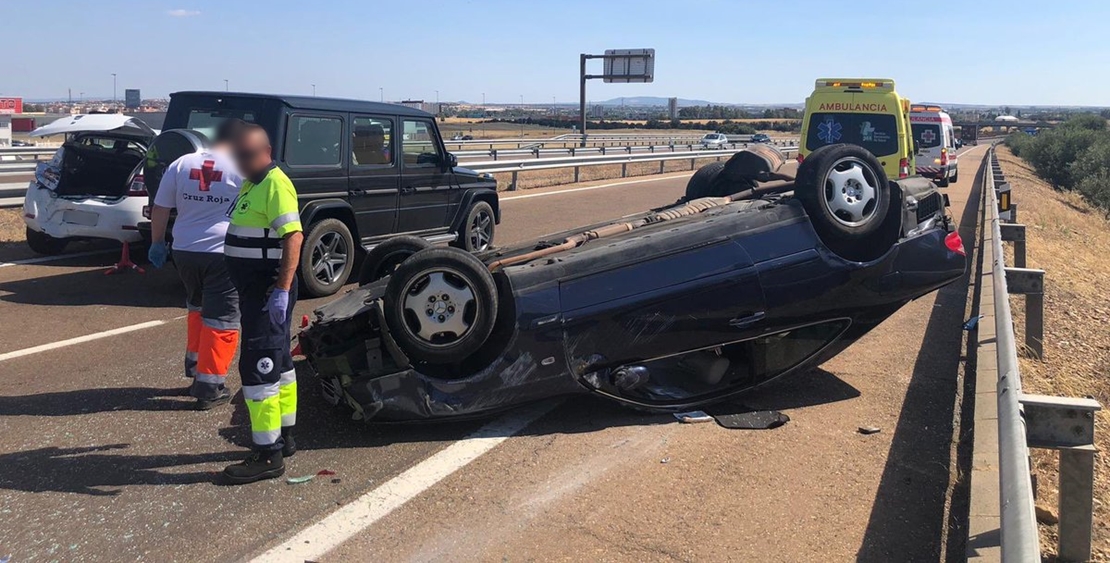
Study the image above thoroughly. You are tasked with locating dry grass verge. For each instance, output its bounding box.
[996,147,1110,561]
[491,155,731,191]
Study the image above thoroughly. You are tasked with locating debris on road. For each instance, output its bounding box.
[962,314,984,330]
[704,403,790,430]
[673,410,713,423]
[1035,504,1059,525]
[857,426,881,435]
[660,457,670,464]
[286,469,338,485]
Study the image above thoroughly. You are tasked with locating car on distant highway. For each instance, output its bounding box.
[300,143,965,422]
[22,114,154,255]
[450,133,473,141]
[140,91,500,297]
[750,133,772,144]
[700,132,729,150]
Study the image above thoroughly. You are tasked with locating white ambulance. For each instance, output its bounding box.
[910,104,958,187]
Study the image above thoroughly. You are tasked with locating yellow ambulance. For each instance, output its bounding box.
[799,79,915,180]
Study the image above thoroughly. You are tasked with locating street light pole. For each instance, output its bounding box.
[379,87,384,103]
[312,84,316,97]
[224,79,229,91]
[111,73,117,105]
[435,90,439,116]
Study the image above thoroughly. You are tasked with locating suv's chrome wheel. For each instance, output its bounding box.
[468,209,494,251]
[311,230,349,285]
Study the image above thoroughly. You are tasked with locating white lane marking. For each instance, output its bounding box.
[500,173,693,202]
[0,318,179,362]
[251,400,559,563]
[0,249,114,268]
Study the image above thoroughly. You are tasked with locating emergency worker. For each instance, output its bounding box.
[221,124,303,484]
[149,119,245,409]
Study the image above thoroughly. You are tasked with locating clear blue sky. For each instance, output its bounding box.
[4,0,1107,106]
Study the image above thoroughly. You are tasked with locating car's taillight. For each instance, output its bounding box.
[940,148,949,166]
[128,174,147,197]
[142,205,151,219]
[945,231,965,256]
[899,158,910,179]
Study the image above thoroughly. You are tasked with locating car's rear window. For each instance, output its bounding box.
[164,94,282,144]
[805,112,898,156]
[912,123,942,149]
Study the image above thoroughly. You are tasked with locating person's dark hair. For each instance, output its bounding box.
[214,118,248,144]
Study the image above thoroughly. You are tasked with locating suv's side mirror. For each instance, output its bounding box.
[446,152,457,170]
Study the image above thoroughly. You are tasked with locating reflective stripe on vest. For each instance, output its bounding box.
[224,224,283,261]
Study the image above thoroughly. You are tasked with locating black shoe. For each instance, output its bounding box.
[195,388,231,411]
[223,450,284,485]
[281,427,296,458]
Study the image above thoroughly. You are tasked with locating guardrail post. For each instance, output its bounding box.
[601,147,606,155]
[1021,394,1101,562]
[659,161,665,174]
[1000,224,1027,268]
[621,162,627,178]
[573,166,580,183]
[1005,267,1045,359]
[1010,203,1018,223]
[510,171,518,191]
[491,149,498,161]
[533,147,540,159]
[690,158,695,171]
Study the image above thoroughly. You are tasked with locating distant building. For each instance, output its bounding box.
[668,97,678,120]
[124,89,141,109]
[591,105,604,118]
[995,115,1019,122]
[399,99,424,111]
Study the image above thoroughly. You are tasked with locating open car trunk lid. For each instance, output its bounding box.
[29,114,155,139]
[31,115,153,199]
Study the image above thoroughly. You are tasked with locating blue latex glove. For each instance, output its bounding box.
[265,288,289,326]
[148,241,169,269]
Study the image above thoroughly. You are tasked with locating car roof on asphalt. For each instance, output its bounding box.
[171,91,434,118]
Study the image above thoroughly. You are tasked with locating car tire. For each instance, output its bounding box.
[357,235,431,285]
[25,228,68,255]
[937,176,950,188]
[300,218,356,298]
[795,143,891,243]
[684,161,726,200]
[453,201,496,252]
[383,247,498,365]
[951,171,958,184]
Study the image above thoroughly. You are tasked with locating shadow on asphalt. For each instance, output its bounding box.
[855,160,983,562]
[0,444,241,496]
[0,260,184,308]
[0,367,858,497]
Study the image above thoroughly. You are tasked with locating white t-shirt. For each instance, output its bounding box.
[154,149,243,253]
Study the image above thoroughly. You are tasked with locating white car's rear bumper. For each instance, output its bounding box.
[22,183,144,243]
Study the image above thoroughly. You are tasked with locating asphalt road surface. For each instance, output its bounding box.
[0,146,986,562]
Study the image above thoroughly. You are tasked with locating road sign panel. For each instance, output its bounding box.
[603,49,655,83]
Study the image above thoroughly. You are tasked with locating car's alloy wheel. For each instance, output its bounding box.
[357,235,431,285]
[400,268,477,345]
[383,247,498,364]
[821,156,881,228]
[312,231,349,286]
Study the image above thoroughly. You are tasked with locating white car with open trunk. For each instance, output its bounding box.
[22,114,154,254]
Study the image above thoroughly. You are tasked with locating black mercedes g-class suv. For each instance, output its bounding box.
[139,91,500,297]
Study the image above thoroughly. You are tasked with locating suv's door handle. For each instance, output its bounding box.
[401,186,416,195]
[349,189,366,196]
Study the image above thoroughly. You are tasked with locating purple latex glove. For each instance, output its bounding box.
[264,288,289,326]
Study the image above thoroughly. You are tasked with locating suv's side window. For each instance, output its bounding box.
[402,119,442,168]
[352,116,394,167]
[285,114,343,167]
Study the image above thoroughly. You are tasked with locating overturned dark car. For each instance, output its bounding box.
[299,144,967,422]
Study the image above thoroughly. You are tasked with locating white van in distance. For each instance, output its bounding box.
[910,104,958,187]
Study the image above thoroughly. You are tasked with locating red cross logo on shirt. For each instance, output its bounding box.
[189,160,223,192]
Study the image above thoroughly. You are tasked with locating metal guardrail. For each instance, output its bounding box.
[463,145,798,190]
[0,145,799,207]
[975,145,1101,562]
[453,140,797,161]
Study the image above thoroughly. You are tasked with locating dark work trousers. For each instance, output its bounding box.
[227,262,298,452]
[173,250,240,400]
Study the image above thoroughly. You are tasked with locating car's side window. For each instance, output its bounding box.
[352,116,394,168]
[402,119,442,168]
[285,114,343,167]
